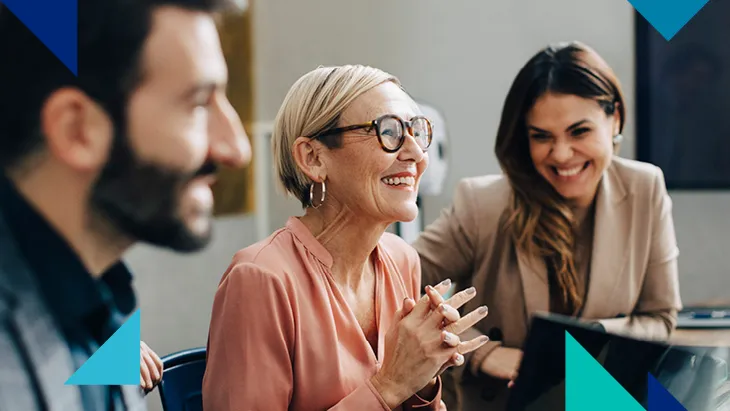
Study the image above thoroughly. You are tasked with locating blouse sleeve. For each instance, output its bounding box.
[202,262,399,411]
[203,262,296,411]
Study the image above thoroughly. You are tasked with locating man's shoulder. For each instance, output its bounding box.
[0,213,87,410]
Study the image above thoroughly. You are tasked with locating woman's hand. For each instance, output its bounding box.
[479,346,523,382]
[140,341,164,393]
[371,280,489,408]
[423,284,490,376]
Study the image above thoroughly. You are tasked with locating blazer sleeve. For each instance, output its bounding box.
[413,179,480,288]
[598,168,682,339]
[413,180,501,385]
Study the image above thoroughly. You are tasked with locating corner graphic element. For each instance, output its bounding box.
[566,331,688,411]
[66,310,141,386]
[627,0,710,41]
[1,0,78,75]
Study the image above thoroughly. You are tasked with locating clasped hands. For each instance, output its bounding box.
[371,279,490,408]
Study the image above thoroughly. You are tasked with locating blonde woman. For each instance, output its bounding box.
[413,41,682,411]
[202,65,490,410]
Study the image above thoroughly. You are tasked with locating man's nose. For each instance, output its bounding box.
[208,97,252,168]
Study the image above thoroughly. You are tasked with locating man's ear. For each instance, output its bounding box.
[292,136,327,182]
[40,88,114,172]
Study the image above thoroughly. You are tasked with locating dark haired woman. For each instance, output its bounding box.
[413,41,682,411]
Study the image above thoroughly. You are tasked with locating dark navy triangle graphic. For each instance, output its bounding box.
[647,373,687,411]
[2,0,78,75]
[65,309,140,386]
[628,0,710,41]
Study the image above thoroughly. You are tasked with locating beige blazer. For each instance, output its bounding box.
[412,156,683,411]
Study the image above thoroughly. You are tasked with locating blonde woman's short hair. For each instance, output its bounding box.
[272,64,400,207]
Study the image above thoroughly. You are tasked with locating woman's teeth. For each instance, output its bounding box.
[556,164,585,177]
[382,176,416,186]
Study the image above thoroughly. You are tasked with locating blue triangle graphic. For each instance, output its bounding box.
[628,0,710,41]
[1,0,78,75]
[647,373,687,411]
[565,331,645,411]
[66,309,141,386]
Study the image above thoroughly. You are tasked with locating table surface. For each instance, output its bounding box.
[671,328,730,346]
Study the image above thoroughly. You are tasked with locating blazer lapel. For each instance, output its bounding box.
[581,164,631,318]
[0,216,83,411]
[517,247,550,320]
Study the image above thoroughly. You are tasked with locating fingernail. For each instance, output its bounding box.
[455,354,464,365]
[426,285,435,293]
[443,332,453,344]
[479,335,490,344]
[439,279,451,287]
[478,305,488,315]
[466,287,476,295]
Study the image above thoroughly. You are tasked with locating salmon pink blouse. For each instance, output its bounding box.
[203,217,442,410]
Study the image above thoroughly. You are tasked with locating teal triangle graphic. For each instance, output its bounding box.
[565,331,645,411]
[628,0,710,41]
[66,309,141,385]
[648,373,687,411]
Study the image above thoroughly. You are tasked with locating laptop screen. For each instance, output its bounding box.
[506,313,728,411]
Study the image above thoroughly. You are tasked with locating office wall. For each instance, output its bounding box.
[132,1,729,408]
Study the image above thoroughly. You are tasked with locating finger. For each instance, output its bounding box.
[403,298,416,313]
[418,279,452,312]
[442,351,465,370]
[431,278,452,296]
[456,335,490,355]
[442,330,460,347]
[451,351,465,367]
[140,362,151,389]
[411,288,440,318]
[444,286,477,310]
[445,305,489,335]
[439,303,460,323]
[144,353,161,382]
[151,349,164,373]
[425,302,461,328]
[394,298,416,323]
[425,285,445,309]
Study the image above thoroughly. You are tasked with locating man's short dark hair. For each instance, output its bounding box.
[0,0,237,170]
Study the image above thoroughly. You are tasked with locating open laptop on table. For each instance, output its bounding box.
[506,313,728,411]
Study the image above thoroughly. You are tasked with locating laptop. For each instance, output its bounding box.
[506,313,728,411]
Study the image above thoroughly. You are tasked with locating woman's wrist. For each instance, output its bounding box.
[415,377,439,401]
[370,372,407,410]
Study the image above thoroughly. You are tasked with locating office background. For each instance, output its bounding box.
[124,1,730,408]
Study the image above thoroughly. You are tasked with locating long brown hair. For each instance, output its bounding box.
[494,41,625,314]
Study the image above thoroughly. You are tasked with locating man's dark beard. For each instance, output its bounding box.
[89,134,218,252]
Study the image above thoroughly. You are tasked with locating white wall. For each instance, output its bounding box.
[133,1,729,408]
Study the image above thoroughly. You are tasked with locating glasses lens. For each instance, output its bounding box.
[378,116,403,150]
[411,117,432,150]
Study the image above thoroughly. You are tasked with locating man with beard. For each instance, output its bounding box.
[0,0,251,409]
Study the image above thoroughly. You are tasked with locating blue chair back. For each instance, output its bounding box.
[158,347,207,411]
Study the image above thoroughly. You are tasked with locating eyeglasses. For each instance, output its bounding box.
[310,114,433,153]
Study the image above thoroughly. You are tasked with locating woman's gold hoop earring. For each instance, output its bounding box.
[309,181,326,209]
